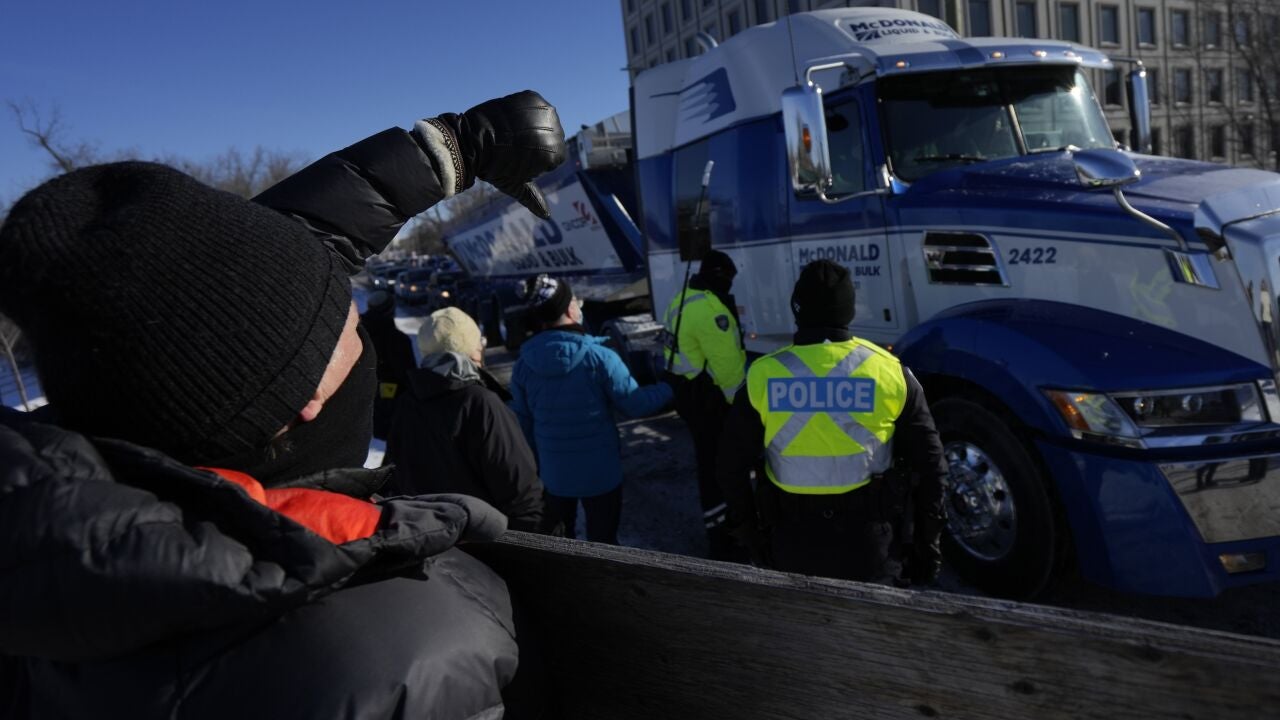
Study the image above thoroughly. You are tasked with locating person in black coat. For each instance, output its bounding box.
[361,289,417,441]
[0,90,565,719]
[384,307,549,532]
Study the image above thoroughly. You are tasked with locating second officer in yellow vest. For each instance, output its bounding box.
[663,250,747,560]
[716,259,948,584]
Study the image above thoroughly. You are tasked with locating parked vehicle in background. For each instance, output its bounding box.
[394,268,436,307]
[426,269,467,312]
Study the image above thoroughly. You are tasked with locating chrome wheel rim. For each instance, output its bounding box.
[943,441,1018,562]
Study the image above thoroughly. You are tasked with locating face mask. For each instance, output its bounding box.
[217,324,377,487]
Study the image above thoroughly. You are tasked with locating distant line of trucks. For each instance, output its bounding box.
[437,8,1280,599]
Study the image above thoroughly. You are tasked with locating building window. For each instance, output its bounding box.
[1242,123,1256,156]
[704,21,718,39]
[1114,128,1129,148]
[1137,7,1156,46]
[1151,127,1163,155]
[627,0,636,15]
[645,13,656,45]
[1234,15,1251,47]
[1204,11,1222,48]
[970,0,992,36]
[1239,68,1255,103]
[788,0,801,14]
[1211,126,1227,159]
[1099,5,1120,45]
[630,26,641,53]
[662,3,673,33]
[666,48,676,62]
[1147,68,1160,105]
[1059,3,1080,42]
[1176,126,1195,158]
[919,0,942,20]
[1206,68,1224,103]
[1104,70,1124,106]
[1015,1,1036,38]
[685,36,699,57]
[727,9,742,36]
[1174,68,1193,104]
[1171,10,1189,46]
[681,0,693,22]
[703,0,713,6]
[754,0,772,23]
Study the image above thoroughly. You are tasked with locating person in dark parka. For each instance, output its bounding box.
[384,307,549,532]
[361,289,417,441]
[0,90,565,719]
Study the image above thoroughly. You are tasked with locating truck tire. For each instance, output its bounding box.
[930,398,1058,599]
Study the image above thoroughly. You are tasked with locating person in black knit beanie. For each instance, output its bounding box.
[0,91,564,720]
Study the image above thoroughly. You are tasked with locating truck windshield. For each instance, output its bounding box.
[879,66,1114,182]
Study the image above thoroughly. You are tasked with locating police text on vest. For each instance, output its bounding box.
[767,378,876,413]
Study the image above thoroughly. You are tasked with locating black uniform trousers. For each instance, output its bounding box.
[670,371,739,560]
[758,478,905,584]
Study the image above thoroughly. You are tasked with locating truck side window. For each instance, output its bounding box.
[825,99,866,195]
[674,139,712,254]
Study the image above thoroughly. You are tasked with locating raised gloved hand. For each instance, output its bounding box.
[418,90,566,219]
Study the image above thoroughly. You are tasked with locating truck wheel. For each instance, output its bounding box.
[930,398,1058,599]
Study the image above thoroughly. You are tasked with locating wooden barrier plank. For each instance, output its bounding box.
[471,532,1280,720]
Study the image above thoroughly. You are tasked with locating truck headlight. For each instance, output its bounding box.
[1044,390,1144,448]
[1111,384,1263,427]
[1045,383,1265,448]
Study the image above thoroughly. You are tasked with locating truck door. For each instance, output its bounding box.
[787,91,899,346]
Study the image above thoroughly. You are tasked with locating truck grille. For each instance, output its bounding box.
[923,232,1008,286]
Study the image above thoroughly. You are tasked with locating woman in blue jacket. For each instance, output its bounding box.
[510,275,673,544]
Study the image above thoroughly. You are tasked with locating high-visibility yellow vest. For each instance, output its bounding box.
[747,339,907,494]
[662,287,746,401]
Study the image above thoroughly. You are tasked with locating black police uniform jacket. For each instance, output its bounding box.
[0,126,522,719]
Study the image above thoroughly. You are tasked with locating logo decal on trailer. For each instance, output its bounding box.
[653,68,737,123]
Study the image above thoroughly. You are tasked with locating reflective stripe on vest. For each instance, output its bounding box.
[663,291,707,377]
[758,346,898,494]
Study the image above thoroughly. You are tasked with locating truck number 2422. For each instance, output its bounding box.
[1008,247,1058,265]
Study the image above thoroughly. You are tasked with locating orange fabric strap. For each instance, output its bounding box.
[201,467,382,545]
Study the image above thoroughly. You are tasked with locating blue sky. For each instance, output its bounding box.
[0,0,631,206]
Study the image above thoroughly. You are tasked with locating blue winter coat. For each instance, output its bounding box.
[509,327,672,498]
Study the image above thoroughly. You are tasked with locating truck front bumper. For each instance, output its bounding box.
[1038,441,1280,597]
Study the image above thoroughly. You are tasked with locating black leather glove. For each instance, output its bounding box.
[428,90,566,219]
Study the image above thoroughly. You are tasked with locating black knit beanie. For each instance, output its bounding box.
[0,161,352,464]
[791,259,856,329]
[523,274,573,327]
[696,249,737,280]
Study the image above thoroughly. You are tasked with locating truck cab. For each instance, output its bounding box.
[634,8,1280,598]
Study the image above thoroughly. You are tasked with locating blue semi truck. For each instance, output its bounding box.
[630,7,1280,598]
[450,7,1280,599]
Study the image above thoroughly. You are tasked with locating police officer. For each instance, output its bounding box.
[716,259,948,584]
[663,249,746,559]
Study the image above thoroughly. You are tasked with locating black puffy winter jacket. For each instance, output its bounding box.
[0,126,522,719]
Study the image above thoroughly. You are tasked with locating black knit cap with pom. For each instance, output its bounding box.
[0,161,351,464]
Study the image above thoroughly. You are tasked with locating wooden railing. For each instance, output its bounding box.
[470,532,1280,720]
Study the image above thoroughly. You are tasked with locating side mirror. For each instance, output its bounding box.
[781,83,834,197]
[1126,66,1153,154]
[1072,148,1141,189]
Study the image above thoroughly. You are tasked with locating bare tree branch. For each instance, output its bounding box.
[7,99,100,174]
